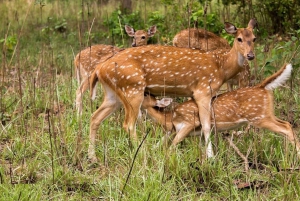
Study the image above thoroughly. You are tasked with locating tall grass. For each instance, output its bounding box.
[0,0,300,200]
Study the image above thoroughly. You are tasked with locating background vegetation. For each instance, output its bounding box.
[0,0,300,200]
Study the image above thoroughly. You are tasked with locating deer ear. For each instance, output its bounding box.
[224,22,237,34]
[148,25,157,37]
[247,18,257,30]
[125,25,135,37]
[155,98,173,107]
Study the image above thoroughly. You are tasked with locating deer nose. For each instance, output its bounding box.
[131,43,136,47]
[247,52,255,60]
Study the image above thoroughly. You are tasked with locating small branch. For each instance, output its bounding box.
[120,131,149,199]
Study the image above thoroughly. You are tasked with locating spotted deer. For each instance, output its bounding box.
[173,28,251,91]
[142,64,299,154]
[88,19,257,162]
[75,25,157,115]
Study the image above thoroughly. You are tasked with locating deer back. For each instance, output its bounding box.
[75,44,123,75]
[173,28,230,50]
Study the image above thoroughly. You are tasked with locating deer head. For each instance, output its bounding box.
[225,19,257,61]
[125,25,157,47]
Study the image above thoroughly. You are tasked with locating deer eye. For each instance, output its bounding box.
[237,38,243,42]
[141,36,146,39]
[253,38,256,42]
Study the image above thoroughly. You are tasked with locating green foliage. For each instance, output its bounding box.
[222,0,300,34]
[148,11,165,30]
[0,35,17,57]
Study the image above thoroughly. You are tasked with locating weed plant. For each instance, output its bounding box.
[0,0,300,200]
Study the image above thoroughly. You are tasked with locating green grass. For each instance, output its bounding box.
[1,0,300,200]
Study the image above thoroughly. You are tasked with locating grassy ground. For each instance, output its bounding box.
[1,0,300,200]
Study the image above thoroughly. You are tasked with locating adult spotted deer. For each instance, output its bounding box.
[141,64,299,157]
[173,27,251,91]
[75,25,157,115]
[88,19,257,162]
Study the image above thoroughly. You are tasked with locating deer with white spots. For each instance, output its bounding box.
[88,19,256,163]
[75,25,157,115]
[173,27,251,91]
[141,64,299,162]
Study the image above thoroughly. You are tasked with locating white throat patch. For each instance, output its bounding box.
[237,52,245,67]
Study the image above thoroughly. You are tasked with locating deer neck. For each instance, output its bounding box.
[222,45,246,81]
[145,107,174,131]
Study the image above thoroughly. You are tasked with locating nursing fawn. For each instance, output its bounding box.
[142,64,299,169]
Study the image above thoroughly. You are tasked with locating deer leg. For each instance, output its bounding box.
[255,118,300,155]
[122,94,144,141]
[76,77,89,116]
[171,124,195,146]
[88,85,122,163]
[195,95,214,158]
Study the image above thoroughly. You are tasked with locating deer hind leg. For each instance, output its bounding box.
[76,77,90,116]
[88,84,122,163]
[122,93,144,141]
[256,117,300,155]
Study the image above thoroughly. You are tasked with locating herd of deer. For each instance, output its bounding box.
[74,19,300,168]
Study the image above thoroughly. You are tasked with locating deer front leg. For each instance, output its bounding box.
[171,124,195,146]
[195,95,214,158]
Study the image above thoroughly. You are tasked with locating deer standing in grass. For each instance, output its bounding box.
[75,25,157,115]
[141,64,300,160]
[88,19,257,163]
[173,28,251,91]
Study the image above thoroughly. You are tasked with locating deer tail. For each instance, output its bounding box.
[90,70,99,100]
[257,63,292,90]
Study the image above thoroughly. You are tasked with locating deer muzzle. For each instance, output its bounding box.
[247,52,255,60]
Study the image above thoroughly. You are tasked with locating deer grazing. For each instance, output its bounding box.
[173,27,251,91]
[75,25,157,115]
[141,64,299,155]
[88,19,257,162]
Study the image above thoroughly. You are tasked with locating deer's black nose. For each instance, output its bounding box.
[247,52,255,60]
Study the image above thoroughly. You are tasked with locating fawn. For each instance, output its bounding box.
[142,63,299,169]
[88,19,257,162]
[75,25,157,115]
[173,27,251,91]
